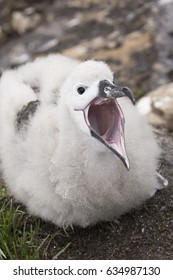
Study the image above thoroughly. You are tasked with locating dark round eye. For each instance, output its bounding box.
[77,86,86,95]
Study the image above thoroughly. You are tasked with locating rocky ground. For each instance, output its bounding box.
[0,0,166,92]
[0,0,173,259]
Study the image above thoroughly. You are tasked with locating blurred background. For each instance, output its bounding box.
[1,0,173,260]
[0,0,173,114]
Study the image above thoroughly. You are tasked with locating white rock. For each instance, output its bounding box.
[36,38,59,53]
[137,83,173,130]
[11,11,41,35]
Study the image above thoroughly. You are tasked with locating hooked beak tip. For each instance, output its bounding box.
[118,151,130,171]
[121,87,136,105]
[124,158,130,171]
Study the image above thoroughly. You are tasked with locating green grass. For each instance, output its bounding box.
[0,183,72,260]
[134,86,146,100]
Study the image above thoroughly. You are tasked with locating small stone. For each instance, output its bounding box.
[137,83,173,131]
[66,18,81,28]
[35,38,59,53]
[108,31,121,41]
[11,11,41,35]
[90,37,105,49]
[24,7,36,16]
[126,12,136,21]
[126,31,144,41]
[8,43,30,67]
[106,41,118,49]
[160,206,166,211]
[62,43,88,59]
[11,53,30,66]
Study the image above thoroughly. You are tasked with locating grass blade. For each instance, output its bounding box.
[52,242,71,260]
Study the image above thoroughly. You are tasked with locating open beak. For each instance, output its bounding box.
[84,80,135,170]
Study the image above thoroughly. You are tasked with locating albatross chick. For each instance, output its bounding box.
[0,54,160,227]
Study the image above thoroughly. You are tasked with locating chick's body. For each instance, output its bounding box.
[0,55,159,227]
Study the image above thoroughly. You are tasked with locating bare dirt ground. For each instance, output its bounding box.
[0,0,173,259]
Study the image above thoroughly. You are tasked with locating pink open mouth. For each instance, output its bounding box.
[83,97,129,169]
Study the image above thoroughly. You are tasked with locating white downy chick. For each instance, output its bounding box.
[0,54,160,227]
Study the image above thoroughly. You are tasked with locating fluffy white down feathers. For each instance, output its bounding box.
[0,54,159,227]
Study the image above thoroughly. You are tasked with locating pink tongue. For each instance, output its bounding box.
[87,99,130,170]
[88,102,115,136]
